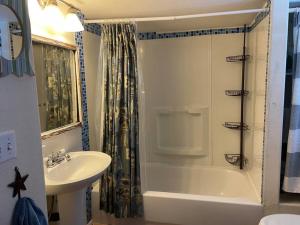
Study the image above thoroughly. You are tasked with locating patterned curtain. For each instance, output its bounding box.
[99,24,143,218]
[43,45,73,131]
[283,12,300,193]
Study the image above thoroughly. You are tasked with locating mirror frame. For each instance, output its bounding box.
[0,0,34,77]
[0,4,24,61]
[31,35,83,140]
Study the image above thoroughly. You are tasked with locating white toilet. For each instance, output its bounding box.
[259,214,300,225]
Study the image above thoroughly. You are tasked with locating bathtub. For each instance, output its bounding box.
[143,163,263,225]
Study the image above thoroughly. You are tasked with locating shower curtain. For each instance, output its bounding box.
[283,12,300,193]
[44,45,73,131]
[98,24,143,218]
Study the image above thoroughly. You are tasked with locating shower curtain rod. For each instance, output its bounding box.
[84,8,268,24]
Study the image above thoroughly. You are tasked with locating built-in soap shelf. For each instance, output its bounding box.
[223,122,249,130]
[155,106,208,157]
[226,55,250,62]
[225,90,249,96]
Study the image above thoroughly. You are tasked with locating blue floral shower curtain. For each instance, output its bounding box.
[99,24,143,218]
[283,12,300,193]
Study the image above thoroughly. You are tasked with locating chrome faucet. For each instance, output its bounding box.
[46,150,71,168]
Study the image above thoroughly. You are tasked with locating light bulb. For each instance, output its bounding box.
[43,3,64,33]
[64,12,84,32]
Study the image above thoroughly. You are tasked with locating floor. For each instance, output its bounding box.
[94,223,173,225]
[280,192,300,203]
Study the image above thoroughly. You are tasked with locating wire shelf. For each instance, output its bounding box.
[226,55,250,62]
[225,154,248,167]
[223,122,249,130]
[225,90,249,96]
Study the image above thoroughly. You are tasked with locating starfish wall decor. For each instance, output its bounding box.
[8,167,29,199]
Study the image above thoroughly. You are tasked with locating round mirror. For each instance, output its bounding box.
[0,4,23,60]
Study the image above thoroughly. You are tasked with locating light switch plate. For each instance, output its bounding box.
[0,130,17,163]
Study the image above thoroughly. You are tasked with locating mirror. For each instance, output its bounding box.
[32,40,80,133]
[0,4,23,60]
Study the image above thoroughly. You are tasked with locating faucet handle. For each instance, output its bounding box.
[48,152,54,159]
[65,153,71,161]
[46,157,54,168]
[52,150,63,159]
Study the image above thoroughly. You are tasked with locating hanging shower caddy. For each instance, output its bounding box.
[223,24,249,170]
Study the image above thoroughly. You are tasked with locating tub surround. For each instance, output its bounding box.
[246,13,270,200]
[138,31,263,168]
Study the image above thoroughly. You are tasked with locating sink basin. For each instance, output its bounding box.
[44,151,111,195]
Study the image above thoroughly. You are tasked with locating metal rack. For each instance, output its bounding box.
[225,154,248,167]
[226,55,250,62]
[225,90,249,96]
[223,122,249,130]
[224,24,248,170]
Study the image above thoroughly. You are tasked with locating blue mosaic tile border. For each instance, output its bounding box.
[76,12,92,223]
[84,23,101,36]
[138,27,247,40]
[76,12,90,152]
[137,2,270,40]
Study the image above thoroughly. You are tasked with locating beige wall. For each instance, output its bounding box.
[83,31,101,151]
[0,76,47,224]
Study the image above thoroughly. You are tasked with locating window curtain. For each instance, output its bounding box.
[283,12,300,193]
[99,23,143,218]
[43,45,73,131]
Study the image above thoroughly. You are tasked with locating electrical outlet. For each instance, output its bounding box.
[0,130,17,163]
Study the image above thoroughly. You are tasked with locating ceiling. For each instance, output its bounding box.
[68,0,266,20]
[137,14,257,33]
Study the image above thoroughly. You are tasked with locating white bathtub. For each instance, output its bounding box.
[143,163,263,225]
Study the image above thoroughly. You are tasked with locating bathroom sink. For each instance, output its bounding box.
[44,151,111,195]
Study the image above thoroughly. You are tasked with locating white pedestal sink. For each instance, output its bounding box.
[44,151,111,225]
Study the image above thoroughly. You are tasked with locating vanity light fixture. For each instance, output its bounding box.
[40,0,65,33]
[64,8,84,32]
[38,0,84,33]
